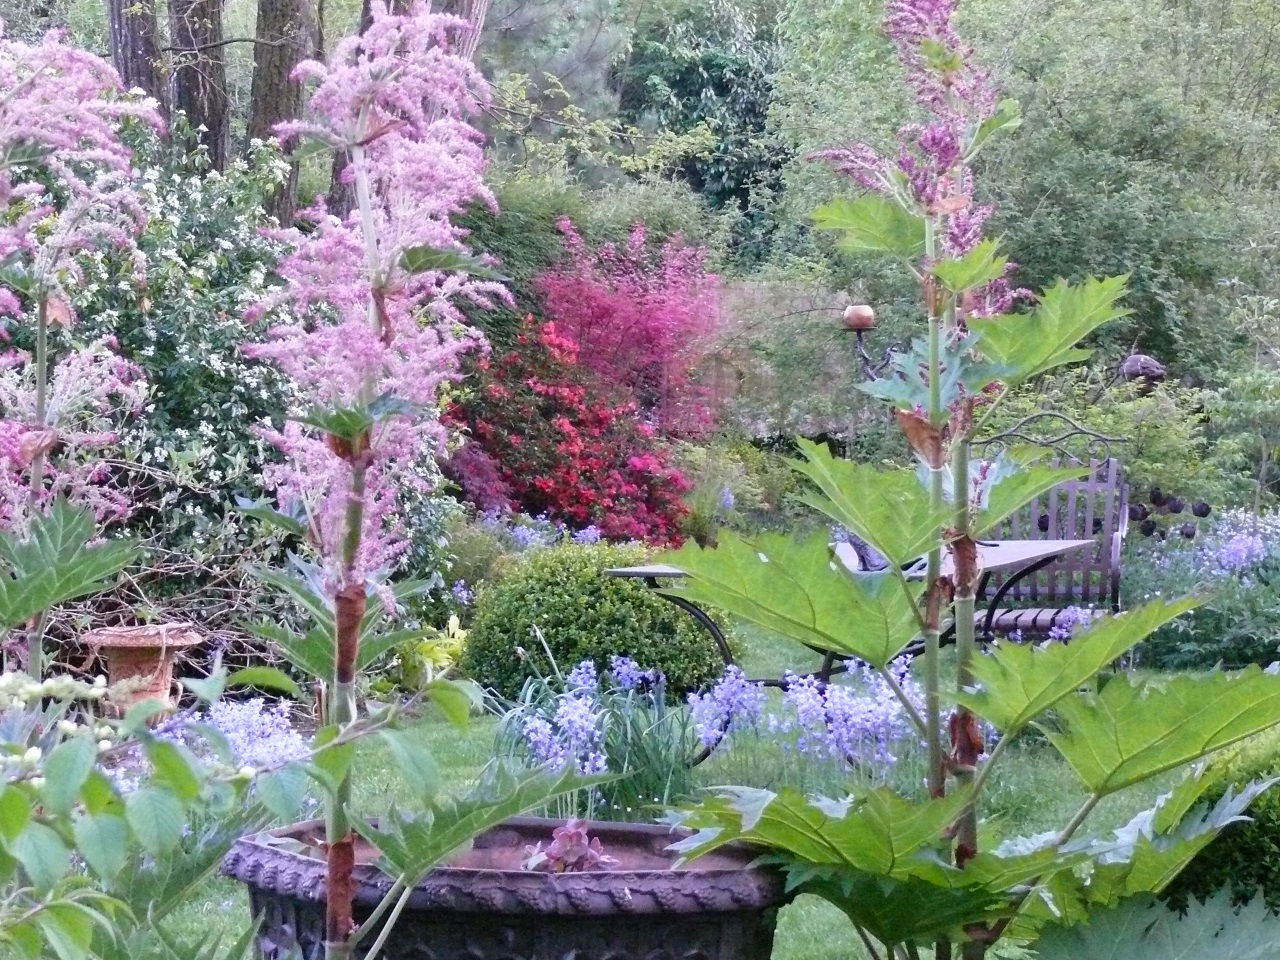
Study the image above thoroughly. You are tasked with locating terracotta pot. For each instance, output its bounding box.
[222,817,788,960]
[84,623,201,715]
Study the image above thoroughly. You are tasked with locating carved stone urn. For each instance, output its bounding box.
[84,623,201,715]
[222,817,788,960]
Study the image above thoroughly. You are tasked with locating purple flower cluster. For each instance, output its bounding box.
[686,666,767,748]
[200,698,311,770]
[1048,605,1096,642]
[572,525,603,545]
[450,579,474,607]
[772,659,923,765]
[608,655,657,691]
[520,660,607,775]
[1218,533,1267,576]
[565,660,599,691]
[719,487,735,512]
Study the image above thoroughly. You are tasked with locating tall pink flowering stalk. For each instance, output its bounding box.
[0,23,160,675]
[814,5,1023,958]
[244,4,500,954]
[812,0,1028,317]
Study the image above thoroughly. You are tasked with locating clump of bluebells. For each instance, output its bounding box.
[689,658,926,783]
[493,652,694,820]
[1127,508,1280,668]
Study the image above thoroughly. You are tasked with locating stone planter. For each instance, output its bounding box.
[222,817,788,960]
[84,623,201,714]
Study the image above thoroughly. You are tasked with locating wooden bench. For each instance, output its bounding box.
[976,458,1128,636]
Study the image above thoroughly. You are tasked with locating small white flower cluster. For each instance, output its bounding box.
[0,671,107,712]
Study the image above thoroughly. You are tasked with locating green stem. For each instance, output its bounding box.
[1055,794,1101,847]
[28,294,48,524]
[359,881,415,960]
[923,216,945,799]
[970,732,1010,798]
[879,665,928,739]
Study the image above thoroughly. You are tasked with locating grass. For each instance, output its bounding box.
[172,623,1179,959]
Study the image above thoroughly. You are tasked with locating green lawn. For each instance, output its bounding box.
[177,625,1174,959]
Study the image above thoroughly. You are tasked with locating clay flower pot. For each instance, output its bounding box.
[223,817,788,960]
[84,623,201,715]
[842,304,876,331]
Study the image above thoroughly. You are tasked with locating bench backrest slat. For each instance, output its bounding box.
[987,458,1127,612]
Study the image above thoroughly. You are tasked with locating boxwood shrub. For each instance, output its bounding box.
[462,542,732,700]
[1163,728,1280,911]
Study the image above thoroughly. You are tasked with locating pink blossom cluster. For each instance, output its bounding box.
[246,2,499,594]
[0,338,144,524]
[810,0,1029,315]
[0,23,161,318]
[536,219,719,433]
[0,23,159,529]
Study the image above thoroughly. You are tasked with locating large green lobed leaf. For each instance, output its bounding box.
[1044,667,1280,795]
[661,532,922,668]
[957,597,1201,735]
[789,439,947,567]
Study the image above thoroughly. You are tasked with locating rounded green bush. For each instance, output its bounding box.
[461,542,732,700]
[1163,729,1280,911]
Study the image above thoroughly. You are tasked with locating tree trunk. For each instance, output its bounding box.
[247,0,314,224]
[168,0,231,171]
[325,0,379,219]
[106,0,169,119]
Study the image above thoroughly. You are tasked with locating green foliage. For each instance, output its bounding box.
[69,128,298,645]
[982,367,1238,507]
[615,0,779,213]
[0,502,136,630]
[662,532,923,669]
[971,276,1132,385]
[813,194,926,261]
[1045,668,1280,796]
[955,598,1200,736]
[462,543,733,699]
[1032,892,1280,960]
[0,668,268,960]
[1164,728,1280,913]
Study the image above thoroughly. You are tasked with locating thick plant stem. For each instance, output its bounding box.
[922,218,946,801]
[25,296,50,679]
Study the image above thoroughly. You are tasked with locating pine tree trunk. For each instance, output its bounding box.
[169,0,230,171]
[247,0,314,224]
[106,0,169,119]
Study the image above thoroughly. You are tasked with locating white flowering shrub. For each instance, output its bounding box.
[66,128,301,652]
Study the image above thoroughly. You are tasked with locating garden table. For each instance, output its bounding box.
[607,538,1094,686]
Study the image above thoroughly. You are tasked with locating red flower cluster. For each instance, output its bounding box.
[445,319,690,543]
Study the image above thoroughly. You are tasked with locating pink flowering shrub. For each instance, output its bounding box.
[246,3,502,597]
[0,23,161,530]
[535,219,719,434]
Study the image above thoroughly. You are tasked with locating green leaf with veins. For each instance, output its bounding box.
[1043,667,1280,795]
[956,598,1201,735]
[860,333,1007,413]
[971,275,1131,384]
[660,532,922,669]
[931,239,1009,294]
[789,439,949,566]
[813,194,926,260]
